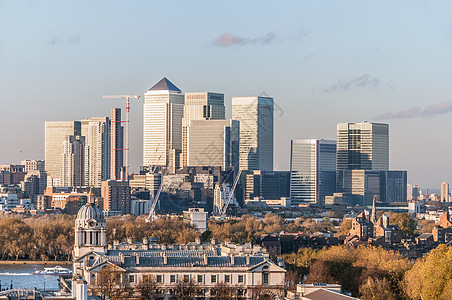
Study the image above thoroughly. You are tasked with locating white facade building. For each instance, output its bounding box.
[72,201,285,299]
[143,78,184,171]
[183,207,208,233]
[81,117,111,187]
[232,96,274,171]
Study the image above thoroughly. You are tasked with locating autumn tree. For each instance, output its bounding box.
[337,218,352,236]
[404,244,452,299]
[389,213,416,236]
[359,277,397,300]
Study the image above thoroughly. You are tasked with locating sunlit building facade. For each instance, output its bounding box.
[45,121,81,186]
[290,139,336,206]
[186,119,239,170]
[182,92,225,167]
[81,117,110,187]
[232,97,274,171]
[337,122,389,171]
[143,78,184,171]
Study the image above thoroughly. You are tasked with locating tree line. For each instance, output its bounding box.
[284,244,452,299]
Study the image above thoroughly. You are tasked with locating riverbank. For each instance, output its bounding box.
[0,261,70,265]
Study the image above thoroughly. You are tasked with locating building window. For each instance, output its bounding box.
[211,275,217,283]
[238,275,244,283]
[184,275,190,282]
[156,275,162,283]
[170,275,176,283]
[224,275,230,283]
[129,275,135,283]
[197,275,203,283]
[262,272,269,285]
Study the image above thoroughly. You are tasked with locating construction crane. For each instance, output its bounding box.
[217,148,250,220]
[102,95,140,179]
[145,177,164,222]
[218,168,242,220]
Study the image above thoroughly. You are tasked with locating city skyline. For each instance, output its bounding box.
[2,1,452,188]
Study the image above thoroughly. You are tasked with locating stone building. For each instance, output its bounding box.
[72,200,285,299]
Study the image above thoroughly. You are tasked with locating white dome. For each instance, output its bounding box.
[76,203,105,223]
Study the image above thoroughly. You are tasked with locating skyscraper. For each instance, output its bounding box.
[110,108,124,180]
[186,119,239,169]
[441,182,449,202]
[45,121,81,185]
[232,96,274,171]
[380,170,407,203]
[81,117,111,187]
[290,139,337,205]
[182,92,225,167]
[143,78,184,171]
[60,135,85,187]
[336,170,380,206]
[337,122,389,171]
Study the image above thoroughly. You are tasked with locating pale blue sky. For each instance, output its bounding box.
[1,1,452,189]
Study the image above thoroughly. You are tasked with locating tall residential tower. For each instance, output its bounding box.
[45,121,81,186]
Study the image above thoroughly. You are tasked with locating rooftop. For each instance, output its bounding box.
[148,77,181,92]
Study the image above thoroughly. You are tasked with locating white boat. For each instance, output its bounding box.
[33,266,72,276]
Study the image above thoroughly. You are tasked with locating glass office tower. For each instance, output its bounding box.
[290,139,336,206]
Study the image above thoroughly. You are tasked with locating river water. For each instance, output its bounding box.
[0,264,71,291]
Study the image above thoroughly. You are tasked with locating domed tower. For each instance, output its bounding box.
[73,196,107,259]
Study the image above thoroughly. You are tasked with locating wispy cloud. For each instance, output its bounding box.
[48,34,81,46]
[324,74,380,92]
[375,101,452,120]
[213,32,277,47]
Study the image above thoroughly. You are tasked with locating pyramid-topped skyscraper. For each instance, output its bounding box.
[143,77,184,172]
[148,77,182,92]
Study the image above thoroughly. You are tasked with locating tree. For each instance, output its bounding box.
[359,277,397,300]
[404,244,452,299]
[338,219,352,236]
[210,282,236,300]
[97,264,127,300]
[136,274,159,300]
[173,278,198,300]
[304,260,336,284]
[390,213,416,236]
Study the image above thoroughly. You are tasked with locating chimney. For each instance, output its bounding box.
[211,239,216,245]
[162,252,168,265]
[195,237,201,244]
[127,238,133,244]
[135,254,140,265]
[119,253,125,263]
[246,254,250,266]
[230,254,235,265]
[382,214,389,228]
[142,238,149,250]
[203,254,208,265]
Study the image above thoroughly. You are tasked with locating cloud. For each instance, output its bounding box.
[324,74,380,92]
[212,32,277,47]
[375,101,452,120]
[48,34,81,46]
